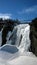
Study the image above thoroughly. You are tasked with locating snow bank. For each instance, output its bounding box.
[8,55,37,65]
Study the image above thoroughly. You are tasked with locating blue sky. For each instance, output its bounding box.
[0,0,37,21]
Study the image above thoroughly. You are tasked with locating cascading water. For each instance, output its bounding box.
[0,28,3,46]
[0,31,2,46]
[19,24,30,52]
[6,24,30,52]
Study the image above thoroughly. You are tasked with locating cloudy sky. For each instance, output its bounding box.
[0,0,37,21]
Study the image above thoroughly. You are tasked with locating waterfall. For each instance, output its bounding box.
[7,24,30,52]
[19,24,30,52]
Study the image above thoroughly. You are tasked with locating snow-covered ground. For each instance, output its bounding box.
[0,44,37,65]
[0,44,20,65]
[8,55,37,65]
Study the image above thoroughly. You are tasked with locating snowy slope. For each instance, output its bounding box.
[8,55,37,65]
[0,44,20,65]
[0,44,36,65]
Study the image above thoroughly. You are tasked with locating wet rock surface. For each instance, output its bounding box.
[29,18,37,56]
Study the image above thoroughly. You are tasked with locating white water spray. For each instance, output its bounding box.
[7,24,30,52]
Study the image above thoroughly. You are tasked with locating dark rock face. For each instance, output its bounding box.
[0,19,18,46]
[2,24,12,46]
[29,18,37,56]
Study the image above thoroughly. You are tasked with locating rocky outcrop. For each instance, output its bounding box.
[29,18,37,56]
[0,19,18,46]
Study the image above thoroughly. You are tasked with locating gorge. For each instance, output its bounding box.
[0,18,37,56]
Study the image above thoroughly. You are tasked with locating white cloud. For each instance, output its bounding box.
[0,13,11,20]
[18,5,37,14]
[25,8,35,13]
[25,5,37,13]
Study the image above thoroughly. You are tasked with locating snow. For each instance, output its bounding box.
[0,44,36,65]
[0,44,20,65]
[8,56,37,65]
